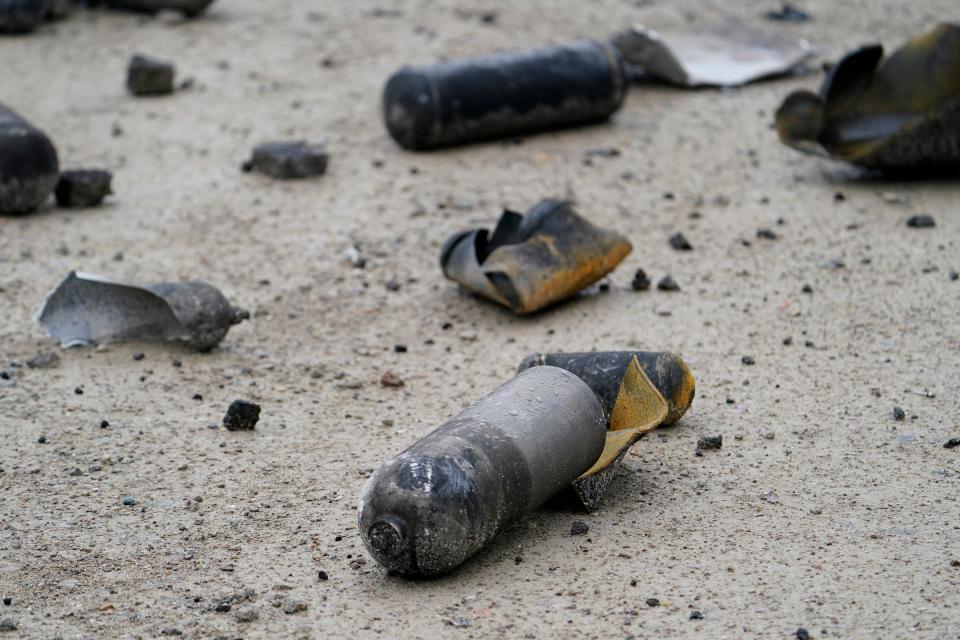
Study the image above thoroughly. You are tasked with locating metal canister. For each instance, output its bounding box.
[0,103,59,215]
[358,365,606,577]
[383,39,628,150]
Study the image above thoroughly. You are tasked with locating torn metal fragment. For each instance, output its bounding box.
[612,22,813,87]
[0,103,59,215]
[440,199,632,314]
[36,271,249,351]
[776,24,960,171]
[0,0,47,33]
[55,169,112,208]
[383,39,628,150]
[127,54,175,96]
[519,351,696,510]
[358,366,607,577]
[243,141,329,180]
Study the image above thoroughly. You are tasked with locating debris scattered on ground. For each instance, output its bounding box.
[646,598,660,607]
[383,40,627,149]
[242,141,329,179]
[690,610,704,620]
[0,103,59,215]
[742,355,756,365]
[697,434,723,451]
[765,4,810,22]
[893,406,906,421]
[657,275,680,291]
[612,21,813,87]
[906,214,936,228]
[669,232,693,251]
[943,438,960,449]
[796,628,811,640]
[441,199,632,314]
[0,0,46,33]
[26,351,60,369]
[359,353,695,576]
[36,272,248,351]
[380,371,404,387]
[631,268,651,291]
[776,24,960,171]
[223,400,260,431]
[570,520,590,536]
[757,228,778,240]
[55,169,113,208]
[127,54,175,96]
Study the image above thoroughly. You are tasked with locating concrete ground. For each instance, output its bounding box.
[1,0,958,638]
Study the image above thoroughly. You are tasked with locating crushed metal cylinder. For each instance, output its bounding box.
[383,39,628,150]
[358,351,695,577]
[776,23,960,171]
[441,199,632,314]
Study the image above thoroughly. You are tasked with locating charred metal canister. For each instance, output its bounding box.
[0,103,59,215]
[383,39,628,150]
[518,351,696,425]
[358,365,606,577]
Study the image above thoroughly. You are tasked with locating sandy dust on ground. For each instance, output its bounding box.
[1,0,959,638]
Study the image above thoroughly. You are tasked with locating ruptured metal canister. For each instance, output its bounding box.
[358,365,606,577]
[0,103,59,215]
[382,39,628,150]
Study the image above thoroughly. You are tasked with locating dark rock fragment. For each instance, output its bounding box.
[943,438,960,449]
[893,406,906,421]
[906,214,935,228]
[657,275,680,292]
[55,169,112,208]
[631,268,651,291]
[224,399,260,430]
[757,228,778,240]
[243,141,328,179]
[696,434,722,451]
[570,520,590,536]
[0,102,59,215]
[669,232,693,251]
[127,55,175,96]
[765,4,810,22]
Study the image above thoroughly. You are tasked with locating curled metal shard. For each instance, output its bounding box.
[776,23,960,170]
[441,199,632,314]
[612,22,813,87]
[36,271,248,351]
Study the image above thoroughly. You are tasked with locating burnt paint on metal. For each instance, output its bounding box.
[358,366,605,577]
[383,39,627,150]
[0,103,59,215]
[518,351,695,425]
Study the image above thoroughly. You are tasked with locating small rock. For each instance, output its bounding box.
[132,352,145,361]
[802,284,813,294]
[223,400,260,431]
[765,3,809,21]
[459,329,478,341]
[1,598,8,606]
[122,496,136,506]
[906,214,935,228]
[37,435,46,444]
[160,629,183,637]
[380,371,404,388]
[55,170,113,208]
[282,597,308,615]
[741,355,755,365]
[669,232,692,251]
[384,277,401,292]
[689,610,703,620]
[344,246,366,268]
[893,406,906,421]
[646,598,660,607]
[631,268,651,291]
[394,344,408,353]
[127,54,175,96]
[657,275,680,292]
[317,570,329,581]
[235,607,259,623]
[570,520,590,536]
[949,271,958,281]
[0,619,14,633]
[696,434,722,451]
[243,141,328,179]
[26,351,60,369]
[943,438,960,449]
[756,228,778,240]
[796,628,810,640]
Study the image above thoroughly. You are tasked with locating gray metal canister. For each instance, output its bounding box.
[358,365,606,577]
[383,39,628,150]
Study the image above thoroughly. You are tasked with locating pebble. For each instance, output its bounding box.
[160,629,183,637]
[631,268,651,291]
[0,619,16,632]
[0,599,7,607]
[893,406,906,421]
[765,3,809,21]
[570,520,590,536]
[459,329,478,341]
[796,628,810,640]
[344,246,366,268]
[906,214,935,228]
[394,344,408,353]
[949,271,958,281]
[943,438,960,449]
[657,275,680,292]
[696,434,723,451]
[55,170,113,208]
[127,54,175,96]
[223,400,261,431]
[741,355,755,365]
[317,570,329,581]
[756,228,778,240]
[282,597,308,614]
[26,352,60,369]
[243,141,329,179]
[669,232,692,251]
[646,598,660,607]
[689,610,703,620]
[380,371,404,388]
[122,496,136,506]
